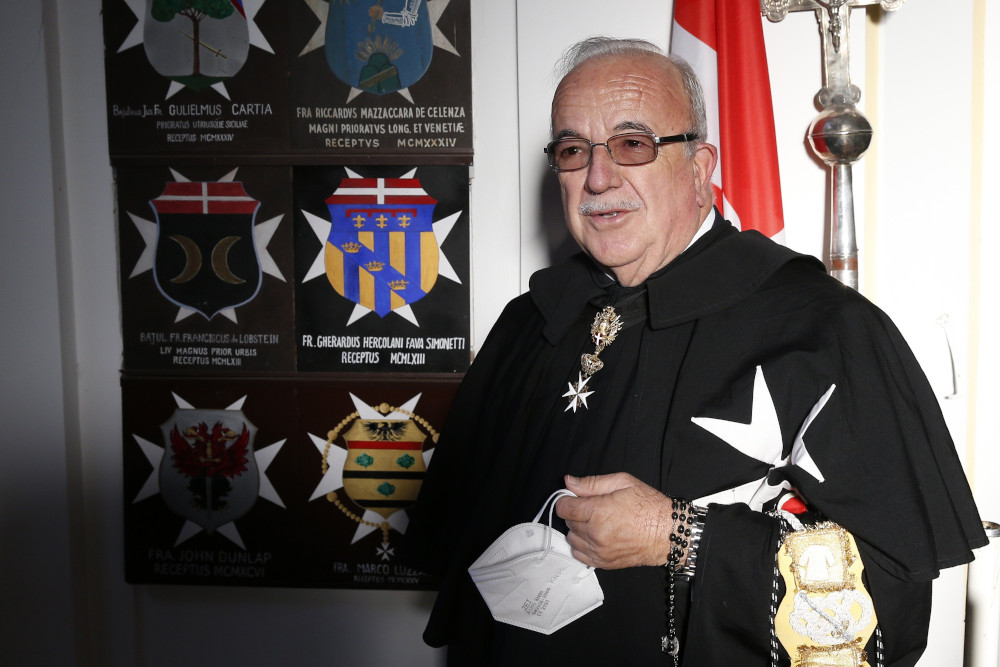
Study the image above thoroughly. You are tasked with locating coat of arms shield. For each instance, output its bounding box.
[341,417,428,520]
[142,0,251,87]
[323,176,439,317]
[151,180,263,319]
[158,408,260,534]
[324,0,433,95]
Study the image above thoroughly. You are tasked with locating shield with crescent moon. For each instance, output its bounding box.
[150,180,263,319]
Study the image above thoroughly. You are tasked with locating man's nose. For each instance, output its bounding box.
[584,144,623,194]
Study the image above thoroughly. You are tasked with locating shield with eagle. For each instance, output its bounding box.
[324,176,439,317]
[341,418,427,520]
[158,408,260,533]
[142,0,251,87]
[324,0,433,95]
[151,180,263,319]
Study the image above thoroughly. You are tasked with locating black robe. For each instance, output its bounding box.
[402,214,986,666]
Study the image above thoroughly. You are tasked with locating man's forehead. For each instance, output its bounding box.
[551,59,686,135]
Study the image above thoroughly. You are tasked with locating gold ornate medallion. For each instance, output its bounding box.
[564,306,623,412]
[775,522,878,667]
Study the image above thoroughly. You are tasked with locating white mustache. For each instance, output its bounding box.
[578,199,641,216]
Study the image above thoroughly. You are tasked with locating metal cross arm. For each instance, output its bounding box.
[760,0,906,290]
[762,0,903,106]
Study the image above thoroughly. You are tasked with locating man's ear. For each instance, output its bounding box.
[690,142,719,208]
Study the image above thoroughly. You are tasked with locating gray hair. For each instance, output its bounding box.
[554,36,708,157]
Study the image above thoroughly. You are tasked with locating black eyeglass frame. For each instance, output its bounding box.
[543,132,700,172]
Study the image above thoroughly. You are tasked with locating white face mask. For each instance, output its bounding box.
[468,489,604,635]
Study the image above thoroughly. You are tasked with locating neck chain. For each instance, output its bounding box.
[563,305,623,412]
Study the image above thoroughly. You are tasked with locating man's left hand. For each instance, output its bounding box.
[556,472,673,569]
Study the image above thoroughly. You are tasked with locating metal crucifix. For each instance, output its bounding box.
[761,0,905,289]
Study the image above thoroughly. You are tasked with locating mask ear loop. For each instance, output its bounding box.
[531,489,577,559]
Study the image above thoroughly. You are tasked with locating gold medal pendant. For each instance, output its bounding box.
[564,306,623,412]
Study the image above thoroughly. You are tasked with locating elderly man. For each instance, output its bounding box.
[404,37,985,666]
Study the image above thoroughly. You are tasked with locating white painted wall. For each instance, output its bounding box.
[871,5,979,664]
[974,0,1000,525]
[2,0,995,665]
[0,1,76,665]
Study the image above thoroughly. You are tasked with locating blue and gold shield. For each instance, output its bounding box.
[324,0,433,94]
[324,176,439,317]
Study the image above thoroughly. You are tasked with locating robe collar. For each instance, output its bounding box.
[530,209,822,344]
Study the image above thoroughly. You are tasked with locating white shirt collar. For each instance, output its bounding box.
[683,209,716,252]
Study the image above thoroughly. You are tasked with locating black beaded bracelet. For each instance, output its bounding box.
[662,498,708,662]
[665,499,707,580]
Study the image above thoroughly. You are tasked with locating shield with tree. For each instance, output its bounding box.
[142,0,250,89]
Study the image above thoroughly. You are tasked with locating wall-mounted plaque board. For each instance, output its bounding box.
[105,0,474,590]
[123,374,460,588]
[117,164,296,372]
[288,0,473,162]
[102,0,472,164]
[102,0,292,159]
[294,164,471,373]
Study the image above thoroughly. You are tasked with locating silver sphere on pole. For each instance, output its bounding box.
[808,104,872,289]
[807,105,873,165]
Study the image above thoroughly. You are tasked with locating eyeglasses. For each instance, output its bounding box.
[544,132,699,172]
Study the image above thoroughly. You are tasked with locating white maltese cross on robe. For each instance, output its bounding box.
[690,366,833,511]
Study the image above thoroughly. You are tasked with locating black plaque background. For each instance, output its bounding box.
[294,164,471,373]
[118,164,296,372]
[102,0,292,160]
[106,0,474,590]
[102,0,473,164]
[123,375,459,588]
[288,0,473,161]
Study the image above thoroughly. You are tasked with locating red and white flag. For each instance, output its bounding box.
[671,0,785,241]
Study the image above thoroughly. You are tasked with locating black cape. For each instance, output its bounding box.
[403,214,986,666]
